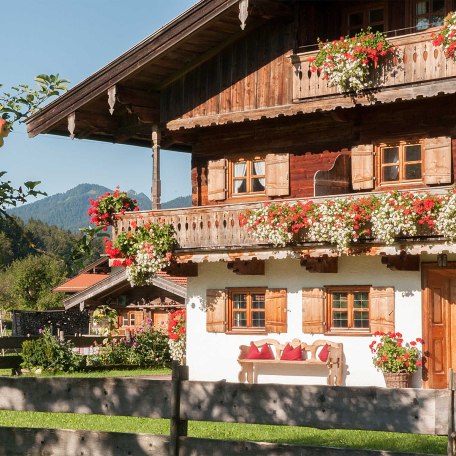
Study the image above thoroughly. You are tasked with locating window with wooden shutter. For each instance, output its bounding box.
[423,136,452,185]
[351,144,374,190]
[207,159,226,201]
[265,288,287,333]
[370,286,395,334]
[265,153,290,197]
[206,289,227,333]
[302,287,326,334]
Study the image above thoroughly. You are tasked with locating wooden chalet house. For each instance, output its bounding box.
[27,0,456,388]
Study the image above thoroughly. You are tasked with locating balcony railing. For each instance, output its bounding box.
[290,29,456,101]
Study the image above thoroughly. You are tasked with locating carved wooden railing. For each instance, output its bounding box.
[113,202,263,250]
[291,29,456,101]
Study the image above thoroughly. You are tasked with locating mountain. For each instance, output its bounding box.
[8,184,191,233]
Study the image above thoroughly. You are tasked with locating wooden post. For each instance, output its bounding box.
[169,361,188,456]
[151,125,161,210]
[449,368,455,456]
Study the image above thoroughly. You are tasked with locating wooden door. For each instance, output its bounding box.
[423,268,456,389]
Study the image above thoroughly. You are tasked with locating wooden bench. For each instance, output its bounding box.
[238,338,344,385]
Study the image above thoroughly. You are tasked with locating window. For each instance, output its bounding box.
[378,141,422,185]
[346,3,385,35]
[230,157,265,197]
[122,315,128,326]
[415,0,446,30]
[129,313,136,326]
[326,287,370,332]
[228,288,266,331]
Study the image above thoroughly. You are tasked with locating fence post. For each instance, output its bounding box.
[169,361,188,456]
[449,368,455,456]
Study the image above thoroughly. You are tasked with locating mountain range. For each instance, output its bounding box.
[8,184,191,233]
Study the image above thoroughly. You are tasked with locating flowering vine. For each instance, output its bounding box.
[107,222,177,286]
[432,11,456,58]
[370,332,423,374]
[167,309,186,364]
[240,189,451,250]
[309,29,395,94]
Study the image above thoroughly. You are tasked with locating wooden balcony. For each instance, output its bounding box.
[291,29,456,103]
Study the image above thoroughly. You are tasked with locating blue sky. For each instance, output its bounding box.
[3,0,196,203]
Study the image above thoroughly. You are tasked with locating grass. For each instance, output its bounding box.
[0,367,171,377]
[0,369,447,454]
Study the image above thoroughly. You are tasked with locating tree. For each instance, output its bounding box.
[0,255,66,310]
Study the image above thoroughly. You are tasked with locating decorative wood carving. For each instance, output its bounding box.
[300,256,338,273]
[108,86,116,115]
[314,154,351,197]
[381,252,420,271]
[227,258,265,275]
[67,113,76,139]
[151,125,161,210]
[239,0,249,30]
[165,261,198,277]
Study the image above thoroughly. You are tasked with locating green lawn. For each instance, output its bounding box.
[0,369,447,454]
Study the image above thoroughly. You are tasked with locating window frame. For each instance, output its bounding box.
[413,0,453,31]
[228,155,266,199]
[376,139,424,187]
[227,287,267,334]
[344,2,387,36]
[325,286,371,335]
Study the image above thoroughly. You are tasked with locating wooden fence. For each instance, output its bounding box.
[0,363,454,456]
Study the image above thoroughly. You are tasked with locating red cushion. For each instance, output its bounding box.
[280,343,303,361]
[259,343,275,360]
[246,342,261,359]
[318,344,330,362]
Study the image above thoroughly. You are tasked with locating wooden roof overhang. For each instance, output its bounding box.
[26,0,293,151]
[63,269,187,310]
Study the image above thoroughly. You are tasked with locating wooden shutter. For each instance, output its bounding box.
[265,153,289,197]
[302,287,326,334]
[351,144,374,190]
[370,286,395,334]
[265,288,287,333]
[424,136,452,185]
[207,159,226,201]
[206,289,227,333]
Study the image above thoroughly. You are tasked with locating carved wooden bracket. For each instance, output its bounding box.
[381,252,420,271]
[108,85,116,115]
[300,256,338,273]
[165,261,198,277]
[239,0,249,30]
[67,112,76,139]
[227,258,265,275]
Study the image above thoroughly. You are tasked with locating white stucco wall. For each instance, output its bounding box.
[186,256,423,387]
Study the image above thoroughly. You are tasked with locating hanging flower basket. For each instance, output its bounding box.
[383,372,411,388]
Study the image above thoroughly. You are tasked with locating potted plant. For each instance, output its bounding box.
[432,11,456,58]
[369,331,423,387]
[309,29,395,94]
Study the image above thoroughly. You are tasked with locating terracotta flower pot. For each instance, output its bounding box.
[383,372,411,388]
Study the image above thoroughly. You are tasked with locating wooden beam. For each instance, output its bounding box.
[152,125,161,210]
[165,261,198,277]
[227,258,265,275]
[300,256,338,273]
[381,252,420,271]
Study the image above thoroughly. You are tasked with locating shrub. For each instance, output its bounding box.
[21,327,83,373]
[133,322,171,368]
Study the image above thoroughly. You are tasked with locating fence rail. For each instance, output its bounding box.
[0,363,453,456]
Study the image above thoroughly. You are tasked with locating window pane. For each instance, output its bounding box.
[251,311,265,327]
[432,0,445,12]
[416,17,430,29]
[234,162,247,177]
[383,165,399,182]
[383,147,399,164]
[233,179,246,194]
[354,292,369,309]
[332,311,348,328]
[252,160,265,176]
[354,311,369,328]
[130,314,135,325]
[332,292,348,309]
[371,24,384,33]
[431,15,444,26]
[233,294,247,309]
[405,144,421,162]
[405,164,422,180]
[233,311,246,327]
[123,316,128,326]
[369,8,384,22]
[349,12,363,27]
[252,177,265,192]
[416,1,429,15]
[252,294,265,309]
